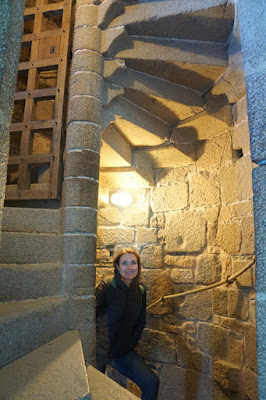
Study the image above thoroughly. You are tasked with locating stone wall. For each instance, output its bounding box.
[0,0,24,239]
[96,97,258,399]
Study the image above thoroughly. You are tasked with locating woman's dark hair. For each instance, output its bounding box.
[113,248,141,286]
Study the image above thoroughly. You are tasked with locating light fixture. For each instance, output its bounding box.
[110,190,133,208]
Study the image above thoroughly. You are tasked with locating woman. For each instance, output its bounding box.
[96,248,159,400]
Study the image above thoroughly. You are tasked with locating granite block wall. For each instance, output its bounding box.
[96,96,258,399]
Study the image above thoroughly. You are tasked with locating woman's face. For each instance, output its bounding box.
[118,252,138,284]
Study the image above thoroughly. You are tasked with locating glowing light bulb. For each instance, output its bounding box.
[110,191,133,208]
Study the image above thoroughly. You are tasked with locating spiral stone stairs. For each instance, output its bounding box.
[99,0,239,189]
[0,0,244,398]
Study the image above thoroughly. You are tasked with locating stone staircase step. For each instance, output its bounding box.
[87,365,139,400]
[2,207,61,234]
[0,207,62,264]
[0,297,69,367]
[0,231,62,264]
[110,0,234,43]
[0,330,90,400]
[0,263,62,302]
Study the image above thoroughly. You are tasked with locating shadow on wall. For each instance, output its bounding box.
[125,59,223,92]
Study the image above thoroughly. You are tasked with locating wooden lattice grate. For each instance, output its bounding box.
[6,0,72,200]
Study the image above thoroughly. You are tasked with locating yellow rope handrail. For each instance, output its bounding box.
[147,256,256,310]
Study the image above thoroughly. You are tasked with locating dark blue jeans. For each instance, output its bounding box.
[96,350,159,400]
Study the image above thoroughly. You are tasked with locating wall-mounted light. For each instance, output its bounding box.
[110,190,133,208]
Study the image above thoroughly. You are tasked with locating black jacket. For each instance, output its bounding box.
[96,272,146,359]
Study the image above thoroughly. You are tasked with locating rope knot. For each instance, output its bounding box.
[226,275,237,285]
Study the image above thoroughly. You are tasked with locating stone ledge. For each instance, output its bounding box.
[87,365,139,400]
[0,263,62,302]
[0,330,90,400]
[0,297,69,367]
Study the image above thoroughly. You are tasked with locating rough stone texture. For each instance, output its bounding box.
[178,290,212,321]
[75,3,98,28]
[95,266,114,287]
[64,264,95,296]
[136,227,157,244]
[196,132,232,169]
[244,324,257,373]
[142,269,172,315]
[62,179,99,208]
[98,0,125,30]
[220,318,244,338]
[64,150,100,180]
[0,263,62,302]
[231,257,255,287]
[65,123,101,152]
[190,171,220,207]
[0,232,62,264]
[212,288,228,316]
[237,156,254,201]
[158,364,214,400]
[87,364,139,400]
[69,296,96,364]
[67,96,103,125]
[197,323,228,357]
[72,49,104,75]
[192,351,210,375]
[242,366,259,400]
[0,298,69,368]
[70,71,104,99]
[213,360,242,392]
[165,255,196,268]
[134,145,196,170]
[252,167,266,292]
[137,328,176,364]
[101,126,131,168]
[150,213,165,229]
[216,223,241,254]
[228,289,248,321]
[233,96,248,126]
[154,166,194,186]
[220,164,242,204]
[97,206,122,226]
[64,206,97,233]
[232,120,251,156]
[141,244,163,269]
[0,0,24,241]
[123,204,149,227]
[97,226,134,246]
[151,183,188,212]
[227,337,243,366]
[195,253,221,284]
[170,268,194,284]
[255,293,266,398]
[2,207,60,234]
[102,26,129,57]
[243,73,266,163]
[175,334,194,368]
[0,331,90,400]
[99,169,152,189]
[165,210,206,252]
[64,235,96,265]
[73,26,101,53]
[240,216,255,255]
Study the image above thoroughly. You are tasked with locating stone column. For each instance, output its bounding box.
[238,1,266,398]
[0,1,24,240]
[63,0,104,363]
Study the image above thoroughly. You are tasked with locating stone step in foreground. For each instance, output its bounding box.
[0,297,69,367]
[0,330,90,400]
[0,263,62,302]
[87,365,139,400]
